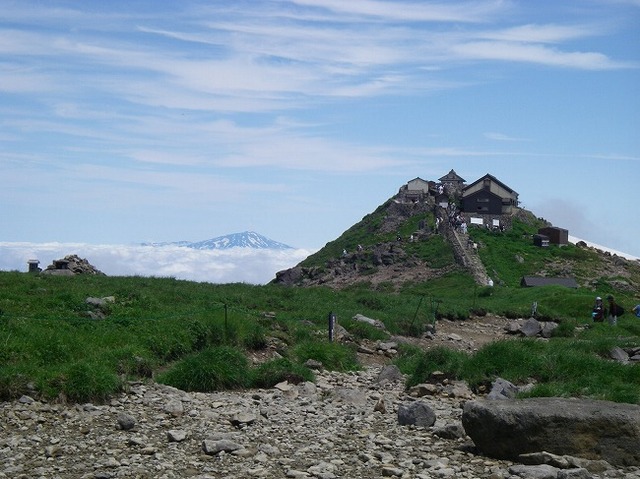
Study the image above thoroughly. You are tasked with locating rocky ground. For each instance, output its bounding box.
[2,362,639,479]
[0,367,500,479]
[2,316,638,479]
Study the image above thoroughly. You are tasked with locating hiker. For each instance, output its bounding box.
[633,303,640,318]
[606,294,624,326]
[592,296,604,322]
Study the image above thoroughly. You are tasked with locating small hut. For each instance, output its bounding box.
[538,227,569,246]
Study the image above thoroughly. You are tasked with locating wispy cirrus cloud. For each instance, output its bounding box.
[452,40,633,69]
[286,0,507,23]
[1,1,631,122]
[484,132,531,142]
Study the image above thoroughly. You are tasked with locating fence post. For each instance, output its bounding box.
[328,311,336,342]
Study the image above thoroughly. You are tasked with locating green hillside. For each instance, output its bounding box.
[1,188,639,404]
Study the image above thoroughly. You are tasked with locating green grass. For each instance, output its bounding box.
[0,269,638,403]
[157,346,251,392]
[292,340,359,372]
[399,326,640,404]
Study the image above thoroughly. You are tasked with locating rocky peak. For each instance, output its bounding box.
[41,254,105,276]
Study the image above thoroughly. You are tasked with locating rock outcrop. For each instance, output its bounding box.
[41,254,105,276]
[462,398,640,466]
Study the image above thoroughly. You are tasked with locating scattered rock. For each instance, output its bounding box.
[167,429,188,442]
[376,364,404,385]
[397,400,436,427]
[2,366,637,479]
[353,313,387,330]
[116,412,136,430]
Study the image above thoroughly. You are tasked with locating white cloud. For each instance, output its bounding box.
[477,24,600,44]
[0,243,313,285]
[452,41,630,70]
[484,132,531,142]
[287,0,505,23]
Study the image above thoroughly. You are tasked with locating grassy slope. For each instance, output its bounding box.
[1,204,638,403]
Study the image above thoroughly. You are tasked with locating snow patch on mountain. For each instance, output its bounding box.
[568,235,638,261]
[143,231,293,250]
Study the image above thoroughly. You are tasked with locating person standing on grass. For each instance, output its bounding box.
[606,294,623,326]
[592,296,604,322]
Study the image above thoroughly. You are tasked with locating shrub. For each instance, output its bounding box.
[158,346,250,392]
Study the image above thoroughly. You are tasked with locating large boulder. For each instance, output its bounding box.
[462,398,640,466]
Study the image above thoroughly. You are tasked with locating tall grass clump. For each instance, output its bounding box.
[55,360,122,403]
[157,346,250,392]
[463,339,548,388]
[403,346,467,388]
[293,340,359,372]
[341,318,389,342]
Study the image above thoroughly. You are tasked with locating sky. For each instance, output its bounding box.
[1,0,639,282]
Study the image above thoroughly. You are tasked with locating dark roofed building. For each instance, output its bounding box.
[520,276,578,288]
[461,173,519,215]
[538,226,569,246]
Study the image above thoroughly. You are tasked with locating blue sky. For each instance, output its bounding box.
[1,0,639,267]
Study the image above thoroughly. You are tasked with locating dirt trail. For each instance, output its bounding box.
[356,314,514,367]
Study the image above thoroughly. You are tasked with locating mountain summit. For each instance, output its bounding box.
[272,172,640,291]
[144,231,293,250]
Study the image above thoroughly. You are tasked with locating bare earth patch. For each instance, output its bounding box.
[357,314,514,367]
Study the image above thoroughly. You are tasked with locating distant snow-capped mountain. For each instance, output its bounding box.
[143,231,293,250]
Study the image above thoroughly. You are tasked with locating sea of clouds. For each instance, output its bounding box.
[2,237,635,286]
[0,242,314,284]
